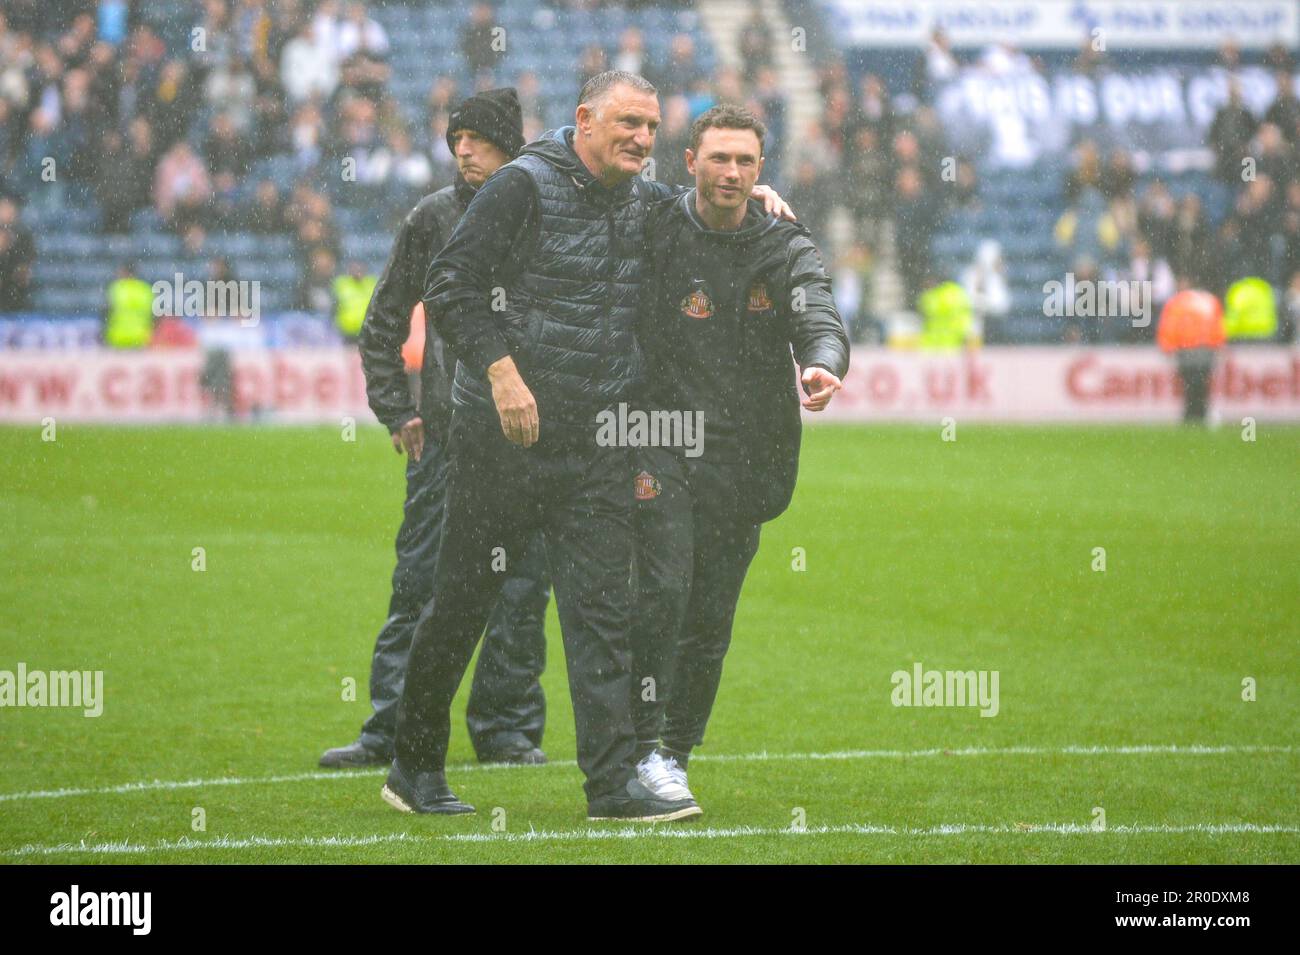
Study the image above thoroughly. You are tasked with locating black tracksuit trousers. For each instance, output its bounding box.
[1175,347,1215,423]
[359,435,550,761]
[394,407,639,800]
[631,446,762,759]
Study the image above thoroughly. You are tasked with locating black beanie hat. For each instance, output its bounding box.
[446,87,525,160]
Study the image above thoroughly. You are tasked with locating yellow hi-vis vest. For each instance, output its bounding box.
[1223,277,1277,340]
[333,274,377,339]
[919,281,974,350]
[105,277,154,349]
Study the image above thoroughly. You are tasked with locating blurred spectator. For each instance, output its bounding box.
[653,95,691,187]
[298,246,337,313]
[653,34,704,99]
[1156,277,1224,424]
[289,102,326,171]
[182,223,209,257]
[1064,141,1103,204]
[198,257,238,421]
[915,27,958,103]
[280,19,339,104]
[1210,217,1245,296]
[336,44,391,103]
[337,1,389,61]
[1265,70,1300,146]
[577,44,608,90]
[1169,194,1211,282]
[1281,181,1300,281]
[154,141,212,230]
[204,55,257,133]
[1055,187,1121,269]
[1072,32,1109,78]
[749,67,786,173]
[97,0,129,47]
[94,129,135,232]
[832,242,878,343]
[1251,123,1295,192]
[102,261,153,348]
[852,72,894,142]
[244,179,287,233]
[1063,257,1102,343]
[1209,80,1257,183]
[1223,275,1278,341]
[23,109,69,214]
[845,125,890,239]
[332,259,376,340]
[514,70,543,129]
[204,112,254,179]
[1284,270,1300,343]
[462,2,502,78]
[1100,148,1136,201]
[368,128,434,197]
[1233,175,1279,277]
[1120,237,1175,342]
[612,28,646,76]
[821,84,854,163]
[1136,181,1177,258]
[193,0,237,73]
[960,240,1010,341]
[893,165,941,306]
[783,156,833,246]
[737,2,773,86]
[0,196,35,312]
[918,275,976,350]
[950,156,981,210]
[150,59,200,149]
[1264,42,1295,75]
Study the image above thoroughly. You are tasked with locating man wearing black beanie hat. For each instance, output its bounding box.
[322,88,551,772]
[445,87,526,163]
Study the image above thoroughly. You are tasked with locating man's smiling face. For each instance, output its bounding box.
[577,84,661,185]
[687,126,764,214]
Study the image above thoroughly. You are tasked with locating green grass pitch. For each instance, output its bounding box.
[1,422,1297,864]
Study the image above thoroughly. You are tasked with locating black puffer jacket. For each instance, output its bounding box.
[357,176,475,438]
[426,127,672,431]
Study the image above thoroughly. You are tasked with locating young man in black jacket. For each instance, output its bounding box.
[629,105,850,807]
[320,89,552,770]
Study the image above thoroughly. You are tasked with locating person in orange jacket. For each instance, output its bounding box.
[1157,275,1225,423]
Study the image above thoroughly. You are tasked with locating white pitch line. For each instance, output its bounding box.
[0,743,1294,804]
[4,823,1298,858]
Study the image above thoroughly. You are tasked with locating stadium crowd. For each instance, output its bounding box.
[0,1,1297,345]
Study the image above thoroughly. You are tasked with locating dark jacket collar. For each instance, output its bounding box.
[520,126,639,204]
[677,188,783,243]
[453,173,477,209]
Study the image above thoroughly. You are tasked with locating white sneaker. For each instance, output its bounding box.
[635,750,694,802]
[661,755,691,797]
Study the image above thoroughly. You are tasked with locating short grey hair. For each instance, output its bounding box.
[577,70,657,111]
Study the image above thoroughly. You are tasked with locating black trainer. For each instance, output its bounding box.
[319,738,391,768]
[381,761,475,815]
[587,777,703,822]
